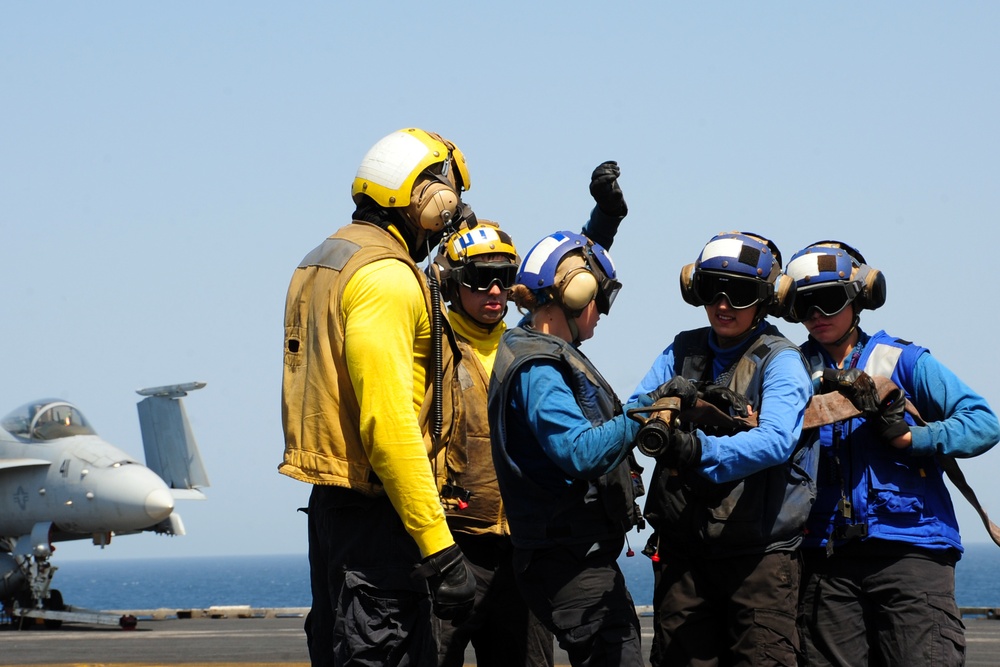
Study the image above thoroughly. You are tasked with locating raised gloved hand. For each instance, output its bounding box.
[698,383,751,418]
[871,388,910,443]
[659,430,702,469]
[650,376,698,409]
[820,368,880,415]
[590,161,628,217]
[412,543,476,621]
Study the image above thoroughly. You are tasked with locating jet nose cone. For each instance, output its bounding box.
[145,487,175,522]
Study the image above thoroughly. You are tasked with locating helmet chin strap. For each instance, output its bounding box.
[831,312,861,348]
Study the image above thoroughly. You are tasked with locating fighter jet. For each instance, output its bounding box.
[0,381,208,628]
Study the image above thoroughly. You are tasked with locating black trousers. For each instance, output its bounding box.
[514,539,644,667]
[650,548,800,667]
[798,544,965,667]
[306,485,435,667]
[434,532,554,667]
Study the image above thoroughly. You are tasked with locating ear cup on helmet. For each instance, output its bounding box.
[559,268,599,312]
[405,176,459,231]
[679,263,701,306]
[768,273,796,318]
[852,264,886,311]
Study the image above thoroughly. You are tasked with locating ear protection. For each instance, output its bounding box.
[678,263,700,307]
[557,266,600,313]
[769,273,796,318]
[808,240,887,311]
[404,174,460,232]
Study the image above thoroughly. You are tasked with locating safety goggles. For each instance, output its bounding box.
[455,261,518,292]
[790,283,860,321]
[595,275,622,315]
[694,272,771,309]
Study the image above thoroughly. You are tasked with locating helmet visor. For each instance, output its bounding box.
[790,283,860,321]
[456,261,518,292]
[694,272,770,309]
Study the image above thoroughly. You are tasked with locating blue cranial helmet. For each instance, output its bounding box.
[782,241,886,323]
[516,231,620,314]
[679,231,794,318]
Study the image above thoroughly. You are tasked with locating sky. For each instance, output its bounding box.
[2,3,999,564]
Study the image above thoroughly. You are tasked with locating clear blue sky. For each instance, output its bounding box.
[3,3,999,561]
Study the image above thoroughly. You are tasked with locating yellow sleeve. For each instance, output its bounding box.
[342,258,454,557]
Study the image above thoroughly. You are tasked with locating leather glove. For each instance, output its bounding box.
[589,161,628,217]
[649,376,698,409]
[697,383,751,418]
[412,543,476,621]
[659,430,702,469]
[871,388,910,442]
[820,368,880,415]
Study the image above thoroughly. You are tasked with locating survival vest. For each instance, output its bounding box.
[801,330,963,553]
[279,221,463,497]
[444,324,508,537]
[645,325,819,556]
[488,325,641,550]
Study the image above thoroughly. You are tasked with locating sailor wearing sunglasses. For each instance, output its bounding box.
[786,241,1000,667]
[632,231,816,667]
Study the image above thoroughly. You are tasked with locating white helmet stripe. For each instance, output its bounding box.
[520,234,567,277]
[355,132,430,191]
[785,253,822,282]
[700,238,745,261]
[454,226,502,252]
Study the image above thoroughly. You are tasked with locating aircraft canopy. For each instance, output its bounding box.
[1,400,97,440]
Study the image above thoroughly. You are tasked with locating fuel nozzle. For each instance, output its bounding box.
[627,396,682,458]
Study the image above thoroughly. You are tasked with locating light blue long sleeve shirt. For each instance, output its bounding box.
[631,332,812,485]
[505,360,653,491]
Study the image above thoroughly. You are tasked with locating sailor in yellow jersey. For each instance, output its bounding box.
[430,220,554,667]
[280,128,476,666]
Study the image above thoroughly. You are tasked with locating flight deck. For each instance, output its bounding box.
[3,606,1000,666]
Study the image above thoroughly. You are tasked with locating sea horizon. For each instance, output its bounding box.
[44,542,1000,612]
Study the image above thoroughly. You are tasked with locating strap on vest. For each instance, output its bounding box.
[903,401,1000,549]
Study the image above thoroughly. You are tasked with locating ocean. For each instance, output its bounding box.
[50,542,1000,612]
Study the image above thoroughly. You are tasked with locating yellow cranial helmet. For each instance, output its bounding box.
[434,220,519,294]
[441,220,518,266]
[351,128,470,231]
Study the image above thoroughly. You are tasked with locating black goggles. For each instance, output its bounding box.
[455,261,518,292]
[694,272,771,309]
[790,283,860,321]
[595,276,622,315]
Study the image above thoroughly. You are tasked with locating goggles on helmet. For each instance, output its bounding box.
[789,283,861,321]
[694,271,772,310]
[454,261,518,292]
[591,255,622,315]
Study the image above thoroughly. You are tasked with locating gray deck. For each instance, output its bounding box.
[2,607,998,665]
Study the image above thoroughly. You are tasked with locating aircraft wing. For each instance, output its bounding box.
[0,458,51,471]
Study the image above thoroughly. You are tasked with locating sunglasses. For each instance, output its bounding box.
[455,261,518,292]
[790,283,860,321]
[694,272,771,309]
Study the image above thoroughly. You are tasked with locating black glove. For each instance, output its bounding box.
[650,376,698,409]
[659,430,702,469]
[698,383,751,418]
[871,388,910,442]
[412,543,476,621]
[589,161,628,217]
[820,368,880,415]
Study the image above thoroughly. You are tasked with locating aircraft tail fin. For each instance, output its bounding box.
[136,382,210,491]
